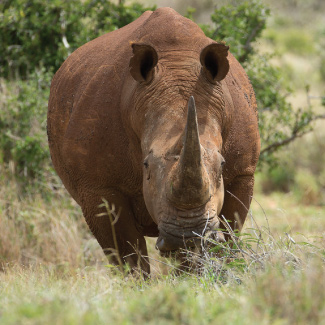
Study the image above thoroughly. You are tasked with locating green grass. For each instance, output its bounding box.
[0,241,324,324]
[0,170,324,324]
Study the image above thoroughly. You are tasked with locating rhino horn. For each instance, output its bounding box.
[168,96,210,209]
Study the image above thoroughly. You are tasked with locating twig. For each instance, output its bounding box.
[251,196,271,235]
[261,93,325,155]
[260,130,309,155]
[5,132,22,141]
[98,199,123,272]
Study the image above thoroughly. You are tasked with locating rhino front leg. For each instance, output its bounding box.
[219,175,255,237]
[80,190,150,275]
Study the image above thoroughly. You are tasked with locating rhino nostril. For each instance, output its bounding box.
[156,234,203,252]
[155,236,181,252]
[155,237,164,250]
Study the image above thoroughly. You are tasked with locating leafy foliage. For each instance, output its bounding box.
[87,1,156,33]
[0,69,51,179]
[0,0,155,78]
[200,0,269,62]
[0,0,82,78]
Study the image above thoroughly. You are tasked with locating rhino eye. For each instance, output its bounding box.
[143,158,150,180]
[221,159,225,170]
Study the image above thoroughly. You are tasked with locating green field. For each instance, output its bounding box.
[1,0,325,324]
[0,175,324,324]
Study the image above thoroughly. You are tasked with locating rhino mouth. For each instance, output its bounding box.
[156,206,224,253]
[156,227,225,254]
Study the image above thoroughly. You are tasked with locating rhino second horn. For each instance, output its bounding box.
[167,96,210,210]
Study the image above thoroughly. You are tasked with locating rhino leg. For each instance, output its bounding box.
[219,175,255,237]
[80,189,150,275]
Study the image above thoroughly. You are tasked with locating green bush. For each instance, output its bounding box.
[0,69,51,179]
[0,0,155,78]
[87,1,156,33]
[0,0,82,78]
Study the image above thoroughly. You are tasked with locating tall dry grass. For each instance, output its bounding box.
[0,225,324,324]
[0,169,104,269]
[0,166,324,324]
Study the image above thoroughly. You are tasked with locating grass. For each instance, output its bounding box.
[0,169,324,324]
[0,171,105,268]
[0,242,324,324]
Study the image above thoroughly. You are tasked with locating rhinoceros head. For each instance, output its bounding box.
[128,41,230,252]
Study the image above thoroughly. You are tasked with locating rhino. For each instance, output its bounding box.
[47,7,260,274]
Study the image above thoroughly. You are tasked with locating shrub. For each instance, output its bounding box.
[0,68,51,179]
[0,0,83,78]
[0,0,155,78]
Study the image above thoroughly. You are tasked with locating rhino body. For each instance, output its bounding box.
[47,8,260,273]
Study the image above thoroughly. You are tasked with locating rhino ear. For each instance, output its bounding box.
[129,43,158,83]
[200,43,229,83]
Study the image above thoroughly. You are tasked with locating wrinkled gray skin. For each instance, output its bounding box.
[48,8,260,274]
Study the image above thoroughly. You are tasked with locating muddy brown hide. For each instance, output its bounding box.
[47,7,260,274]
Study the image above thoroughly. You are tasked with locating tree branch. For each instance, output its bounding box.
[260,114,325,156]
[260,131,308,156]
[239,21,264,63]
